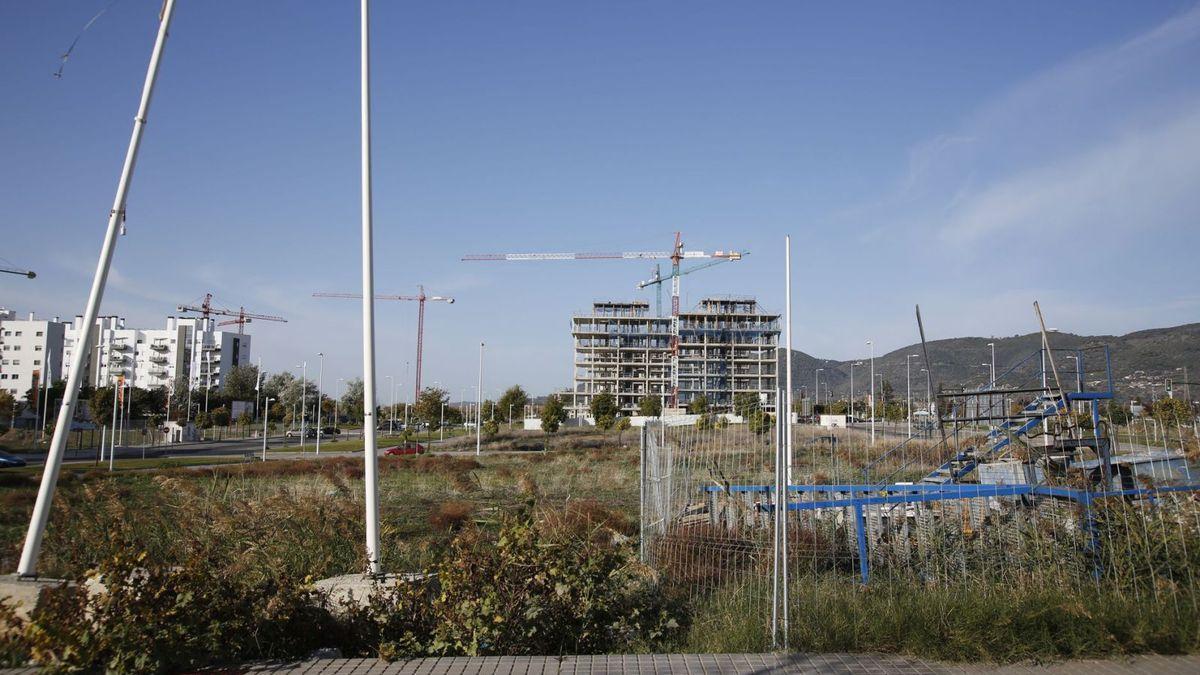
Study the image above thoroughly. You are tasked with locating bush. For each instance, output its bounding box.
[412,516,678,655]
[11,550,337,672]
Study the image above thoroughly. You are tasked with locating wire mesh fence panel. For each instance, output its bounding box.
[642,408,1200,650]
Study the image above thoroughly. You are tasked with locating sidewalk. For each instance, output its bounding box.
[239,653,1200,674]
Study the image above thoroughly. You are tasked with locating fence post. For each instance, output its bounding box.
[854,502,870,584]
[639,421,647,563]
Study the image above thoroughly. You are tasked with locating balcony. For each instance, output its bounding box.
[150,354,169,364]
[150,340,170,352]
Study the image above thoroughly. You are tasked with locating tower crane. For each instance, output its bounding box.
[313,287,454,402]
[638,253,749,317]
[176,294,287,334]
[463,231,744,408]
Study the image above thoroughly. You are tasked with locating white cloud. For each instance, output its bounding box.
[940,104,1200,243]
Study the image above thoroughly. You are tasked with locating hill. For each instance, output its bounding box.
[779,323,1200,404]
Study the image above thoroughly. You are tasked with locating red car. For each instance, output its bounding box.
[384,442,426,456]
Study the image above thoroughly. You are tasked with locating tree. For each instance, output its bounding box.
[0,389,16,429]
[733,392,761,418]
[748,409,773,435]
[209,405,231,427]
[687,395,709,415]
[340,378,365,422]
[223,364,260,402]
[695,413,714,431]
[638,395,662,418]
[483,417,500,438]
[88,386,116,427]
[590,392,619,430]
[413,387,449,430]
[541,394,567,433]
[497,385,530,423]
[1153,397,1191,426]
[1105,401,1131,426]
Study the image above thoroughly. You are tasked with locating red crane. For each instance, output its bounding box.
[462,231,743,408]
[313,287,454,401]
[176,293,287,334]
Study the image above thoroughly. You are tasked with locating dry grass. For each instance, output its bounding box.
[429,500,475,532]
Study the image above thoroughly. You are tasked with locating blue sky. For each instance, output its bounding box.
[2,1,1198,399]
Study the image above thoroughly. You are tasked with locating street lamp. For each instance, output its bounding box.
[335,377,345,435]
[297,361,307,451]
[814,368,824,416]
[261,397,275,461]
[477,341,485,456]
[849,361,861,423]
[906,354,918,437]
[386,375,395,435]
[316,352,324,456]
[867,340,875,445]
[986,342,996,385]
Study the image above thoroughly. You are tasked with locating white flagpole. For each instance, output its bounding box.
[18,0,178,577]
[360,0,381,576]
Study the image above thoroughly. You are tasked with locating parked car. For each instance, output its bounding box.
[384,442,426,456]
[285,428,317,439]
[0,450,27,468]
[321,427,340,437]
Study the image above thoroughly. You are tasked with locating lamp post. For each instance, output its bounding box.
[386,375,395,435]
[906,354,918,437]
[867,340,875,445]
[849,361,858,423]
[261,397,275,461]
[335,378,344,435]
[315,352,324,455]
[476,341,485,456]
[297,361,307,451]
[814,368,824,417]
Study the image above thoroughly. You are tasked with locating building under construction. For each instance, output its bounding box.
[570,296,779,418]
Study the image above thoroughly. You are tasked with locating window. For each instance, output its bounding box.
[0,374,6,380]
[34,345,42,351]
[33,360,40,366]
[12,360,18,366]
[13,331,21,337]
[36,331,43,337]
[11,346,18,351]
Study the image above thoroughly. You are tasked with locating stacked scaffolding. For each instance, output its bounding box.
[571,297,779,418]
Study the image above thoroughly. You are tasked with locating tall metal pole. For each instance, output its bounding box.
[360,0,381,577]
[261,398,273,461]
[476,341,484,455]
[867,340,875,445]
[17,0,178,577]
[781,235,793,641]
[298,361,307,451]
[815,368,823,417]
[906,354,913,437]
[316,352,324,455]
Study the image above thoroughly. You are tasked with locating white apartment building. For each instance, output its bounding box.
[0,310,66,398]
[63,316,251,393]
[0,309,251,400]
